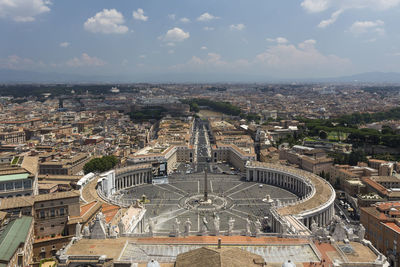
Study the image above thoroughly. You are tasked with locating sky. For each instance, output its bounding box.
[1,0,400,81]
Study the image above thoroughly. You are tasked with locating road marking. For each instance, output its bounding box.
[227,183,257,197]
[154,184,184,197]
[224,182,244,194]
[210,180,213,193]
[224,208,250,221]
[166,183,188,195]
[197,180,200,194]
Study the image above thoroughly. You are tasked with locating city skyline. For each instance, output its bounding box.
[1,0,400,81]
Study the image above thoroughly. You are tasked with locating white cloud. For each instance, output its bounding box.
[59,42,70,48]
[185,53,227,67]
[168,14,176,20]
[139,55,146,59]
[84,9,128,34]
[0,0,51,22]
[301,0,400,12]
[180,17,190,23]
[66,53,105,67]
[266,37,289,44]
[302,0,400,27]
[170,52,250,73]
[255,39,351,76]
[318,9,343,28]
[0,54,36,69]
[201,46,207,50]
[132,8,148,21]
[349,20,385,35]
[363,38,377,43]
[197,12,219,22]
[203,26,214,31]
[121,59,128,66]
[170,39,350,78]
[168,49,175,54]
[301,0,331,12]
[230,23,245,31]
[161,27,190,42]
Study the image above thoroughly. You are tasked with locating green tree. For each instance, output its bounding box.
[319,130,328,140]
[190,103,200,113]
[83,155,119,174]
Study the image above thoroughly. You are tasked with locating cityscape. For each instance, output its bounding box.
[1,1,400,267]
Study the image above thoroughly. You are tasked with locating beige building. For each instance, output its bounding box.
[0,191,81,262]
[0,167,36,199]
[39,153,90,175]
[279,146,333,175]
[0,216,34,267]
[0,129,26,144]
[211,143,256,172]
[128,144,194,174]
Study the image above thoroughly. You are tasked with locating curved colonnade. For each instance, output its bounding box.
[99,161,335,235]
[114,165,153,191]
[246,161,335,232]
[98,164,153,202]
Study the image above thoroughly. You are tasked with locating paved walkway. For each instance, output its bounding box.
[81,177,105,203]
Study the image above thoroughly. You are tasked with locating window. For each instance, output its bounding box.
[15,181,22,189]
[51,225,54,228]
[40,227,44,231]
[18,254,23,266]
[0,183,4,191]
[6,183,13,190]
[60,208,65,216]
[23,180,31,189]
[40,211,45,219]
[50,209,55,217]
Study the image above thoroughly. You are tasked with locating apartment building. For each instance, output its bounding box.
[0,191,81,261]
[0,129,26,144]
[38,153,90,175]
[0,167,35,199]
[361,202,400,266]
[0,216,34,267]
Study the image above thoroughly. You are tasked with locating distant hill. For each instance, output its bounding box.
[0,69,270,83]
[1,69,400,84]
[316,72,400,83]
[0,69,123,83]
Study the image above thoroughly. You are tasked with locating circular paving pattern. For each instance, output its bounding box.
[121,173,298,234]
[180,194,231,212]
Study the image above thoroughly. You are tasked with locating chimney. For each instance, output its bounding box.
[217,238,221,249]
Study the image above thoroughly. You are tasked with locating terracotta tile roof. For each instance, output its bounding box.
[384,222,400,234]
[101,203,120,223]
[80,201,98,217]
[362,177,388,195]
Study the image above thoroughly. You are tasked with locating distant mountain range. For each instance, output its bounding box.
[1,69,400,84]
[316,72,400,83]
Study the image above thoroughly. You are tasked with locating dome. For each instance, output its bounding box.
[147,259,161,267]
[282,260,296,267]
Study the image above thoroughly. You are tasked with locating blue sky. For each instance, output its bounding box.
[1,0,400,80]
